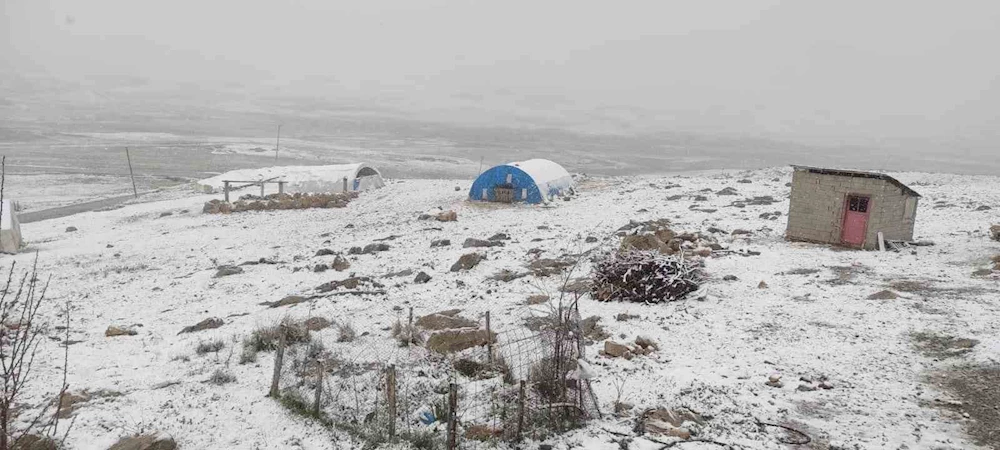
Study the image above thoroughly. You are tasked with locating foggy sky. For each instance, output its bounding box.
[3,0,999,148]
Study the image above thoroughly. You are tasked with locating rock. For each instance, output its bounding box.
[972,268,993,277]
[621,234,671,254]
[349,243,390,255]
[488,233,510,241]
[585,236,599,243]
[819,381,834,390]
[642,408,705,439]
[450,253,485,272]
[303,317,331,331]
[581,316,610,341]
[65,226,78,232]
[797,384,817,392]
[603,340,629,358]
[731,229,751,236]
[868,290,899,300]
[560,278,591,294]
[716,187,738,196]
[105,326,137,337]
[315,248,336,256]
[737,179,752,184]
[159,212,172,218]
[723,275,739,281]
[11,434,58,450]
[758,281,769,289]
[384,269,414,278]
[426,328,493,354]
[436,210,458,222]
[463,238,502,248]
[414,271,432,284]
[635,335,659,350]
[108,434,178,450]
[991,225,1000,242]
[214,265,243,278]
[766,374,783,388]
[430,239,451,248]
[645,422,691,440]
[315,277,383,292]
[178,317,224,334]
[976,205,992,211]
[313,264,329,273]
[269,295,309,308]
[526,295,550,305]
[416,311,477,330]
[331,255,350,271]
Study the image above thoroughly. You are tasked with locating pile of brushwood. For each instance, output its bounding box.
[591,248,703,303]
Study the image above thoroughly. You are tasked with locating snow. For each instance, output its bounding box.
[8,167,1000,449]
[197,163,383,194]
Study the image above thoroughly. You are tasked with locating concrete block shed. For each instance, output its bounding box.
[786,165,920,250]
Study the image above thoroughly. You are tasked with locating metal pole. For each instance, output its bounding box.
[126,147,138,199]
[274,124,282,162]
[224,181,230,203]
[387,365,397,439]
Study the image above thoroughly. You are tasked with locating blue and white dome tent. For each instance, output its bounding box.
[469,159,574,204]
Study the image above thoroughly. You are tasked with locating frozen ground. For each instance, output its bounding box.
[6,167,1000,449]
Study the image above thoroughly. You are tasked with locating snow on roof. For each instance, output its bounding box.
[507,159,573,192]
[791,165,921,198]
[198,163,381,192]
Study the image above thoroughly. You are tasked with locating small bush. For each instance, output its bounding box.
[208,368,237,385]
[196,339,225,355]
[391,320,423,347]
[337,322,356,343]
[240,320,312,365]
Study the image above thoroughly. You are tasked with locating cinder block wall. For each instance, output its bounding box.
[786,169,917,249]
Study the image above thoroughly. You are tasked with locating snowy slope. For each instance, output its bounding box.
[8,168,1000,449]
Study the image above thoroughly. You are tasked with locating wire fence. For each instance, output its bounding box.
[266,305,600,449]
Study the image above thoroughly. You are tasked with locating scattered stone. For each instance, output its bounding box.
[868,290,899,300]
[716,187,739,196]
[585,236,599,243]
[108,434,178,450]
[731,229,752,236]
[758,281,769,289]
[488,233,510,241]
[581,316,610,341]
[615,313,640,321]
[56,391,91,418]
[105,326,137,337]
[766,374,783,388]
[313,264,329,273]
[332,255,350,271]
[426,328,494,354]
[723,275,739,281]
[737,179,752,184]
[348,243,391,255]
[991,225,1000,242]
[975,205,992,211]
[463,238,503,248]
[214,265,243,278]
[972,268,994,277]
[430,239,451,248]
[159,212,173,218]
[315,248,336,256]
[450,253,485,272]
[414,271,432,284]
[526,295,549,305]
[315,277,384,292]
[527,258,575,276]
[178,317,224,334]
[641,408,705,440]
[603,340,629,358]
[65,226,78,233]
[436,210,458,222]
[818,381,834,390]
[491,269,529,282]
[383,269,414,278]
[635,335,659,350]
[417,310,477,330]
[797,384,817,392]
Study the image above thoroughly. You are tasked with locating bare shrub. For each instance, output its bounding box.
[208,369,236,385]
[390,319,423,347]
[240,320,312,365]
[196,339,225,355]
[591,249,703,303]
[336,322,356,343]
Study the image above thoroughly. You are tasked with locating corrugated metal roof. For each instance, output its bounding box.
[791,165,921,198]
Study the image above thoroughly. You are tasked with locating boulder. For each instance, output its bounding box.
[603,340,629,358]
[65,226,78,233]
[105,326,137,337]
[331,255,350,271]
[313,264,329,273]
[463,238,502,248]
[868,290,899,300]
[214,265,243,278]
[315,277,383,292]
[414,271,432,284]
[430,239,451,248]
[426,329,493,354]
[991,225,1000,242]
[178,317,224,334]
[315,248,336,256]
[108,434,178,450]
[716,187,738,196]
[450,253,485,272]
[585,236,599,243]
[436,210,458,222]
[488,233,510,241]
[635,335,659,350]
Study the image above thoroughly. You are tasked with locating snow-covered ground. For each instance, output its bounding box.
[8,167,1000,449]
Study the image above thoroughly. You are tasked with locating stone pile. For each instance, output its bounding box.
[203,191,358,214]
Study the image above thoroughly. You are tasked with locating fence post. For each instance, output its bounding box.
[408,307,413,328]
[447,383,458,450]
[517,380,526,442]
[343,177,348,193]
[312,358,323,415]
[260,181,265,198]
[486,311,494,366]
[269,323,287,398]
[386,365,397,440]
[278,181,285,195]
[223,181,230,203]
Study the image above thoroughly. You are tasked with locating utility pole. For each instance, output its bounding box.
[126,147,138,198]
[274,124,282,162]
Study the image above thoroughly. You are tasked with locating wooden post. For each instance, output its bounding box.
[274,124,281,162]
[446,383,458,450]
[278,181,285,195]
[386,365,397,439]
[269,323,287,398]
[223,181,230,203]
[408,307,413,328]
[260,181,265,198]
[485,311,493,366]
[125,147,138,199]
[516,380,526,442]
[312,359,323,415]
[343,177,348,193]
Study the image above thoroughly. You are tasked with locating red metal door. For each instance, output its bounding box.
[841,195,870,246]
